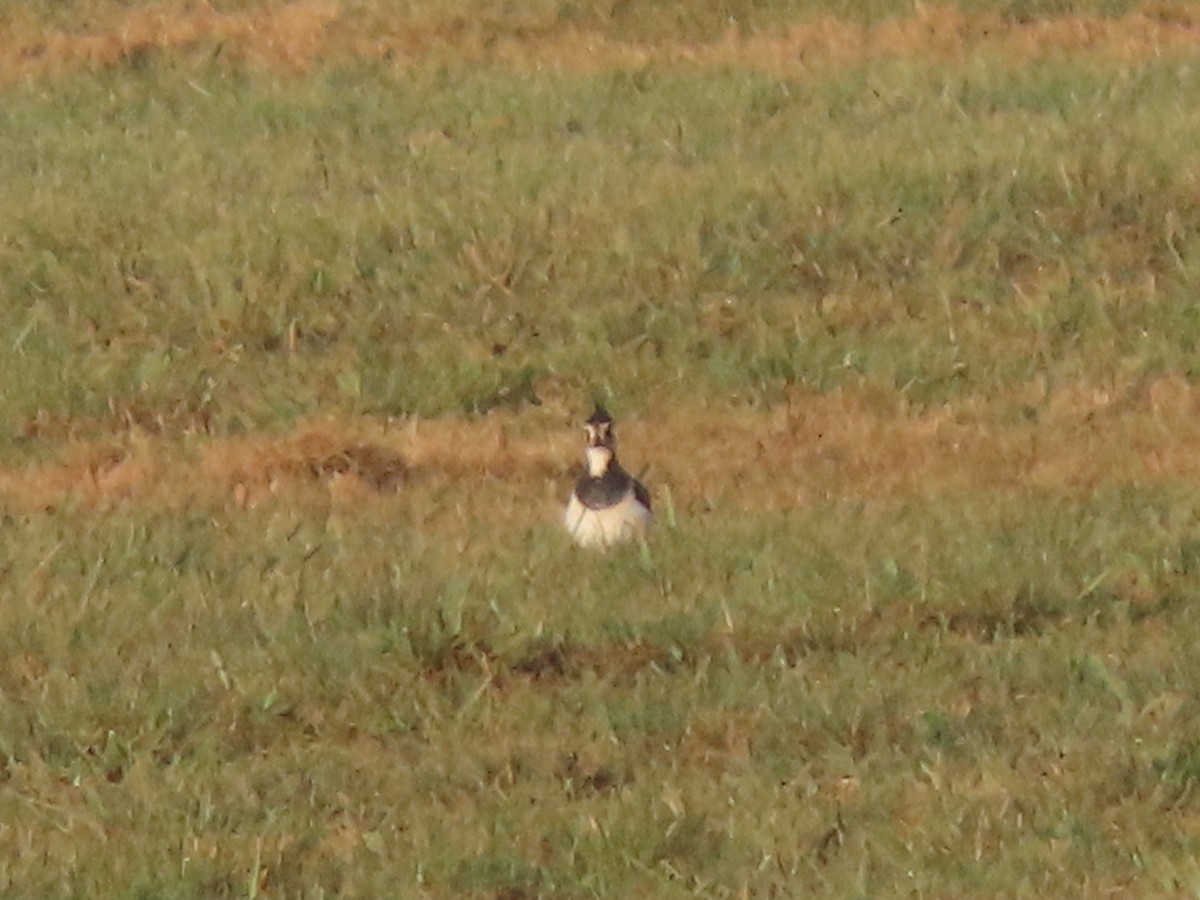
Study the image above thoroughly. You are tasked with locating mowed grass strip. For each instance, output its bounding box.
[0,0,1181,84]
[3,489,1200,895]
[6,374,1200,526]
[3,56,1200,450]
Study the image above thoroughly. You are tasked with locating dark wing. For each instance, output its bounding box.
[632,477,652,512]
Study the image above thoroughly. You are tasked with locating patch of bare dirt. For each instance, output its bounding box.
[4,376,1200,529]
[3,2,1200,84]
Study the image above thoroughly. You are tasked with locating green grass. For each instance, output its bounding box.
[4,490,1200,895]
[6,4,1200,895]
[4,56,1200,444]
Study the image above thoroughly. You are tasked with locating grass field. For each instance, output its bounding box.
[4,0,1200,896]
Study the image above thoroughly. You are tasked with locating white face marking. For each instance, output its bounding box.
[585,445,613,477]
[584,421,612,446]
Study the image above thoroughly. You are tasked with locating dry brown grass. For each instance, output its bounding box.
[4,377,1200,531]
[0,0,341,81]
[4,1,1200,84]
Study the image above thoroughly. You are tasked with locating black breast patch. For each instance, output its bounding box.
[574,465,634,510]
[574,464,652,512]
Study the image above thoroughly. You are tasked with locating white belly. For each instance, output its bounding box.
[564,492,652,548]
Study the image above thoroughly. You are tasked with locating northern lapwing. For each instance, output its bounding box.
[564,405,652,548]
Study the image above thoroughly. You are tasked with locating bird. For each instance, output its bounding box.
[563,405,653,548]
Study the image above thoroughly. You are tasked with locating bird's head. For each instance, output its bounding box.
[584,405,616,448]
[583,405,616,475]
